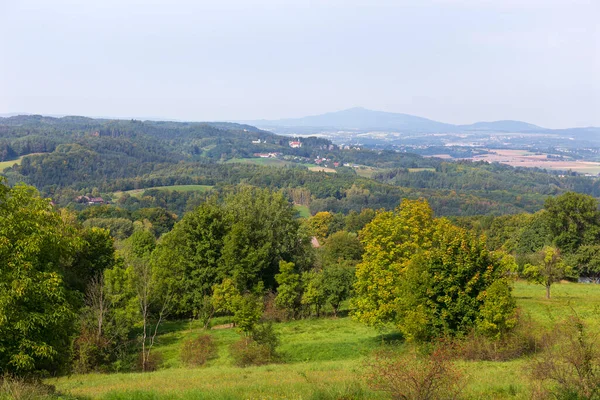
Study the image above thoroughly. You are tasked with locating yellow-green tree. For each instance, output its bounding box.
[524,246,572,299]
[353,198,515,341]
[307,211,334,242]
[353,199,435,327]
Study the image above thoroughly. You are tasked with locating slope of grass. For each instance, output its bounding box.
[47,281,600,399]
[0,155,25,171]
[112,185,213,199]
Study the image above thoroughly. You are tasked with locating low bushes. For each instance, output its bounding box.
[230,323,279,367]
[365,346,466,400]
[181,335,217,367]
[456,313,546,362]
[529,315,600,399]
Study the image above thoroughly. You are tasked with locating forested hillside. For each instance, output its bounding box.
[2,115,598,218]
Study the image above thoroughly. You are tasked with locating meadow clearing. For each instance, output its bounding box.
[46,281,600,400]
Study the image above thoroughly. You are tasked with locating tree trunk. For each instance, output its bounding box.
[546,284,551,299]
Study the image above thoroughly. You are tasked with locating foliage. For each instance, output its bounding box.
[544,192,600,254]
[180,335,217,366]
[275,261,302,319]
[229,337,277,367]
[307,212,333,241]
[476,279,518,339]
[320,231,363,265]
[354,198,514,341]
[524,246,573,299]
[0,182,79,375]
[322,262,355,317]
[569,245,600,281]
[250,322,280,357]
[231,294,263,335]
[353,199,435,328]
[301,270,326,317]
[150,188,310,318]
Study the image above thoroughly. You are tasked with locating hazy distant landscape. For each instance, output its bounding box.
[2,0,599,399]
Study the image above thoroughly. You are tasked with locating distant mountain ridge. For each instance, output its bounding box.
[243,107,554,133]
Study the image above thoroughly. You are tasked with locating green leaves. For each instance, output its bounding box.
[353,198,515,341]
[0,182,78,375]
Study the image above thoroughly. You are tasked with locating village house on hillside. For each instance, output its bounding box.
[289,140,302,148]
[75,195,106,205]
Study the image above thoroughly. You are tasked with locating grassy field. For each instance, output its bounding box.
[0,155,27,171]
[294,204,311,218]
[47,281,600,399]
[225,157,292,167]
[112,185,214,199]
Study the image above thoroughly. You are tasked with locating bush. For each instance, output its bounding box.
[230,338,275,367]
[180,335,217,366]
[72,328,111,374]
[262,292,287,323]
[529,315,600,399]
[136,351,163,372]
[458,312,546,361]
[251,322,279,356]
[230,324,280,368]
[365,346,466,400]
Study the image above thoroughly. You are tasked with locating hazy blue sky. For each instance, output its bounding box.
[1,0,598,128]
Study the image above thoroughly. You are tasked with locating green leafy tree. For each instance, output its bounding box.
[354,198,514,341]
[570,245,600,282]
[395,220,509,341]
[353,199,435,327]
[323,262,355,317]
[150,200,226,316]
[66,226,116,294]
[212,278,241,315]
[301,270,326,317]
[307,211,333,242]
[476,279,518,339]
[321,230,363,265]
[524,246,572,299]
[0,183,79,375]
[231,294,263,335]
[275,261,302,319]
[545,192,600,254]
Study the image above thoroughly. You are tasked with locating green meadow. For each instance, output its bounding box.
[112,185,214,200]
[0,156,26,171]
[45,281,600,399]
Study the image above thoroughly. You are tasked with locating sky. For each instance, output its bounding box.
[0,0,598,128]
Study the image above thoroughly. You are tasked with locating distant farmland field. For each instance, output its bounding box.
[463,149,600,175]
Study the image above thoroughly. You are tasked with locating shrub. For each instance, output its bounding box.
[251,322,279,356]
[365,346,466,400]
[180,335,217,366]
[230,324,280,367]
[262,292,287,322]
[136,351,162,372]
[529,315,600,399]
[72,328,111,374]
[230,338,275,367]
[458,312,546,361]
